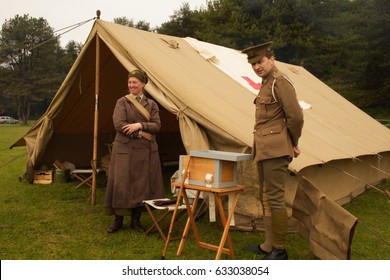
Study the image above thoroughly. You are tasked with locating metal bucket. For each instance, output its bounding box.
[54,169,69,183]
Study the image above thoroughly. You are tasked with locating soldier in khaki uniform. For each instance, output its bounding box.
[242,42,304,260]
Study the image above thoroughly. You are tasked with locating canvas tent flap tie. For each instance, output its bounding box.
[176,106,188,119]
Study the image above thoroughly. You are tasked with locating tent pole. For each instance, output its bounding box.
[91,34,100,206]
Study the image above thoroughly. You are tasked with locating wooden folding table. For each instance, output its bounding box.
[162,182,244,260]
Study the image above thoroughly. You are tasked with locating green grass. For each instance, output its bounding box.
[0,124,389,260]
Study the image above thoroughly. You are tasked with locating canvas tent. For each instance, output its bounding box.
[12,19,390,259]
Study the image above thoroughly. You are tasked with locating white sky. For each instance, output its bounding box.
[0,0,207,46]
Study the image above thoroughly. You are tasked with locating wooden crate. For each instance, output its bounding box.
[33,170,53,184]
[178,150,251,188]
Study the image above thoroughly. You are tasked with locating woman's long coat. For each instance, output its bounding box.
[104,95,164,214]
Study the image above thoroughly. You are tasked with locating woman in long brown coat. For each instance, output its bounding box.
[104,70,164,233]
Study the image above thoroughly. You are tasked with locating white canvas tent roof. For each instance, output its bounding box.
[12,20,390,259]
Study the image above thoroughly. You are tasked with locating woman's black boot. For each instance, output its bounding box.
[131,207,145,233]
[107,215,123,233]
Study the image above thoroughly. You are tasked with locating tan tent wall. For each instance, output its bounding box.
[299,152,390,204]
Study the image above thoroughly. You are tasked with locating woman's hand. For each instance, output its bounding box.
[142,131,155,141]
[122,123,142,135]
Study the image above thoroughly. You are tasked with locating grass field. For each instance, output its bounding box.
[0,124,389,260]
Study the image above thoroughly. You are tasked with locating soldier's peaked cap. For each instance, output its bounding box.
[241,41,273,64]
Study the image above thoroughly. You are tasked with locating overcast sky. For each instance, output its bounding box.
[0,0,207,46]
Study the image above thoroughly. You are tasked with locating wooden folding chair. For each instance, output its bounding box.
[71,160,102,189]
[71,169,93,188]
[143,198,187,241]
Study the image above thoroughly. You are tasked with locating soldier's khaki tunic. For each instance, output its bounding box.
[253,65,303,161]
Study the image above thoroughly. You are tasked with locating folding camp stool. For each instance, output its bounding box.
[143,198,187,241]
[70,159,102,189]
[71,167,101,189]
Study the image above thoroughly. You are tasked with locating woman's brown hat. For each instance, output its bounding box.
[128,69,148,84]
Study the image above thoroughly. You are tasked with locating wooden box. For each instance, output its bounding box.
[178,150,251,188]
[33,170,53,184]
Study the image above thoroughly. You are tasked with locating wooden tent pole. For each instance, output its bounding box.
[91,34,100,206]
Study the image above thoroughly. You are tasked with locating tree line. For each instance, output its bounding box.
[0,0,389,123]
[0,15,83,123]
